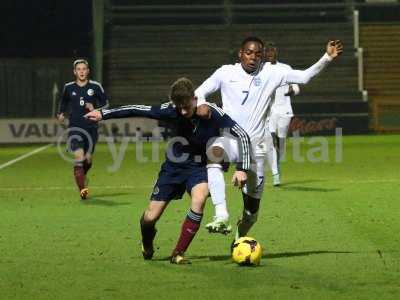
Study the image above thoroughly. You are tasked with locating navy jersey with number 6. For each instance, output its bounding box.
[101,102,251,171]
[59,80,109,128]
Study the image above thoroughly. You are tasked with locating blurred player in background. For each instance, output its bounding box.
[195,37,343,241]
[264,42,300,186]
[57,59,109,200]
[85,77,250,264]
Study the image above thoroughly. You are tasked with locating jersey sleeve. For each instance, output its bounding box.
[195,67,225,105]
[208,104,251,171]
[285,66,300,95]
[283,53,333,85]
[58,84,69,115]
[101,102,177,121]
[94,83,109,109]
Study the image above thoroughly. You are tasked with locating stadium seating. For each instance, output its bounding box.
[360,23,400,96]
[103,2,368,134]
[360,23,400,131]
[104,21,361,105]
[0,59,71,118]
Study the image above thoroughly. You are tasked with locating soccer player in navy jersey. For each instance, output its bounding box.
[85,77,251,264]
[57,59,109,200]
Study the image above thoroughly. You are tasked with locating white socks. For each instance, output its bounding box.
[207,164,229,219]
[278,137,286,163]
[267,145,279,176]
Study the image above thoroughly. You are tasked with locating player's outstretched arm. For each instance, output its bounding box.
[207,104,251,172]
[206,104,250,188]
[326,40,343,59]
[85,102,176,122]
[285,40,343,85]
[195,67,224,105]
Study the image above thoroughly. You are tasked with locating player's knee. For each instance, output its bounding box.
[207,146,224,163]
[143,209,159,224]
[74,152,85,162]
[243,209,258,224]
[246,202,260,215]
[191,198,206,214]
[242,187,264,201]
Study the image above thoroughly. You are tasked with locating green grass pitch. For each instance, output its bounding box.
[1,135,399,299]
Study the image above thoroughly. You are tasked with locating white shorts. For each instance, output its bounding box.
[206,135,268,199]
[268,113,293,138]
[242,155,266,199]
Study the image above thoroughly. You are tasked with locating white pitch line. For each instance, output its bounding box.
[0,144,53,171]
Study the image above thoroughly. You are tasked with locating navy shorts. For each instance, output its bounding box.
[150,162,208,202]
[67,127,98,154]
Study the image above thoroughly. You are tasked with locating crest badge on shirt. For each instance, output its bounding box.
[254,77,261,87]
[152,186,160,195]
[87,89,94,96]
[72,91,77,96]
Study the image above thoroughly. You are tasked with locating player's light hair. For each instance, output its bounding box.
[169,77,195,105]
[73,59,89,69]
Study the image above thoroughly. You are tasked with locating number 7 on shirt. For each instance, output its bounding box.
[241,90,249,105]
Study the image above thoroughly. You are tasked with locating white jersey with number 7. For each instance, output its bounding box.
[195,53,333,141]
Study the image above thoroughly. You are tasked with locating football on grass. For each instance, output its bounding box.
[232,237,262,266]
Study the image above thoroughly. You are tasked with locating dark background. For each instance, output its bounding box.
[0,0,91,57]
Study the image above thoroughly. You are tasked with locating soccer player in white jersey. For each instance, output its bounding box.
[265,42,300,186]
[195,37,343,239]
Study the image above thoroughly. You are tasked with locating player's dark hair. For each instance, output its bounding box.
[240,36,264,49]
[170,77,195,105]
[73,59,89,69]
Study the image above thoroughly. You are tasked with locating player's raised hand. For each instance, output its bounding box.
[232,170,247,189]
[84,110,102,122]
[326,40,343,59]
